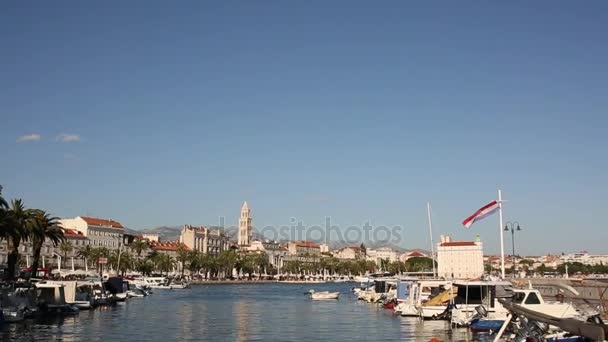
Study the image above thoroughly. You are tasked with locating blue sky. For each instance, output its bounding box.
[1,1,607,255]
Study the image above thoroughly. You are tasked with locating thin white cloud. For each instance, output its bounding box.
[63,153,77,160]
[16,133,42,143]
[56,133,81,143]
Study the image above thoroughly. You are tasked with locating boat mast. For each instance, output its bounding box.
[427,202,437,278]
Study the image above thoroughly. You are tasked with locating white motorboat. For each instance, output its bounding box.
[126,288,147,298]
[397,280,453,319]
[449,280,513,326]
[169,281,191,289]
[308,290,340,300]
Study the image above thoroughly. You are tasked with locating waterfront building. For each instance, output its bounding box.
[238,201,253,247]
[319,244,330,253]
[179,225,230,256]
[335,246,363,260]
[149,241,190,257]
[287,241,320,256]
[399,251,427,262]
[0,227,90,269]
[59,216,124,249]
[366,247,398,265]
[437,235,484,279]
[561,251,608,266]
[142,233,160,242]
[245,240,287,269]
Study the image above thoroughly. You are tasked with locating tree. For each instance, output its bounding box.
[154,254,175,276]
[77,245,96,268]
[5,199,32,280]
[136,259,154,276]
[176,245,190,277]
[59,241,73,267]
[218,250,239,279]
[187,250,202,275]
[360,243,367,256]
[405,257,435,272]
[130,239,149,259]
[28,210,64,280]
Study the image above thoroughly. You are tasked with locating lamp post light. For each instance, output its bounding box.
[504,221,522,277]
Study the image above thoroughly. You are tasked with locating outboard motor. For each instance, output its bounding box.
[464,305,488,325]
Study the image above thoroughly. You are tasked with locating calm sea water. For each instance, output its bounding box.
[1,283,493,341]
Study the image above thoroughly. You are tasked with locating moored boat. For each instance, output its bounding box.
[308,290,340,300]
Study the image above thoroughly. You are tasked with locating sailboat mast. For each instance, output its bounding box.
[427,202,437,278]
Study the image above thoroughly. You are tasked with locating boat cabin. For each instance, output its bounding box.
[452,281,512,308]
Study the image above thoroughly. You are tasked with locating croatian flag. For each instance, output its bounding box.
[462,200,499,228]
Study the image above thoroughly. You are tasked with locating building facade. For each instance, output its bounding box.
[0,228,90,270]
[287,241,321,257]
[437,235,484,279]
[149,241,190,258]
[179,225,230,256]
[142,233,160,242]
[335,246,363,260]
[238,201,252,246]
[59,216,124,249]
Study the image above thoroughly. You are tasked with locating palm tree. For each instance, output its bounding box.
[59,241,73,267]
[175,245,190,277]
[77,245,95,269]
[28,210,64,280]
[0,186,7,208]
[0,189,9,246]
[187,250,201,276]
[130,239,149,259]
[6,199,32,279]
[155,254,175,276]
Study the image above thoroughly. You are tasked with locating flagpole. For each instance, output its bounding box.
[427,202,437,278]
[498,189,505,279]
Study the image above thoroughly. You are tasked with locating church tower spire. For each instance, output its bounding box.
[238,201,252,246]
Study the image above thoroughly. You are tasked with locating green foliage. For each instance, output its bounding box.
[404,257,435,272]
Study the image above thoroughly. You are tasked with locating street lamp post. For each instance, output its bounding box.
[504,221,522,277]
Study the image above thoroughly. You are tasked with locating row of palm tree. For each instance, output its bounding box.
[281,256,435,276]
[0,189,65,280]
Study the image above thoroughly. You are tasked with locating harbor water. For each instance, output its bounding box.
[1,283,494,341]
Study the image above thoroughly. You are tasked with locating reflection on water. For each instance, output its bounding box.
[1,283,491,341]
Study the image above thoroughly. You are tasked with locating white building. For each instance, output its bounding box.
[59,216,124,249]
[238,201,252,246]
[366,247,398,265]
[142,233,160,242]
[335,246,363,260]
[179,225,230,256]
[437,235,484,280]
[561,252,608,266]
[319,244,329,253]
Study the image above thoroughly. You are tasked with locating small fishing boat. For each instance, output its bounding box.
[126,288,147,298]
[308,290,340,300]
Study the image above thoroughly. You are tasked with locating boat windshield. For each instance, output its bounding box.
[512,292,526,304]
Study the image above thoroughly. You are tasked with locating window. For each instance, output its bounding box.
[524,292,541,305]
[512,292,526,304]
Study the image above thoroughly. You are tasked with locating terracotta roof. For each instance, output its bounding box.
[408,251,425,257]
[293,241,320,248]
[440,241,476,247]
[81,216,124,229]
[63,228,87,239]
[149,241,190,252]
